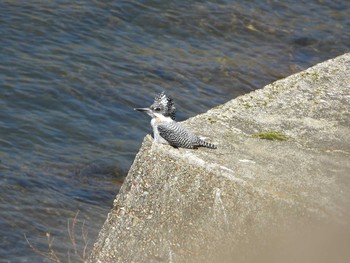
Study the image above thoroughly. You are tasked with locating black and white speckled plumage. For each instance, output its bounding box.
[135,92,216,149]
[157,121,216,149]
[150,92,176,120]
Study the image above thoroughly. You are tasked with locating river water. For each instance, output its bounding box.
[0,0,349,262]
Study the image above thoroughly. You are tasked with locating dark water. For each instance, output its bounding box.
[0,0,349,261]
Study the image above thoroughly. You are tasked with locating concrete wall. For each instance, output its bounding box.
[89,53,350,263]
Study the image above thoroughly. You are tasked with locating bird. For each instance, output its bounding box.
[134,92,216,149]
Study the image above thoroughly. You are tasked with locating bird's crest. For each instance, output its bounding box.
[151,92,176,120]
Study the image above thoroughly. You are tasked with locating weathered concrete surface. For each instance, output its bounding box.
[89,53,350,263]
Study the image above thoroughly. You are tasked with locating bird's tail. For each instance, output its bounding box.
[199,140,217,149]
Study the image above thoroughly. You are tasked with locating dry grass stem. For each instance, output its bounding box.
[25,210,89,263]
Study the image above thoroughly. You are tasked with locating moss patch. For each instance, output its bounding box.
[207,117,216,124]
[253,131,288,141]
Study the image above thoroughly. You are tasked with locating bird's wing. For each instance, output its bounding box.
[157,122,194,148]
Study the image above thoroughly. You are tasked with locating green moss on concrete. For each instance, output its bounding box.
[207,117,217,124]
[253,131,288,141]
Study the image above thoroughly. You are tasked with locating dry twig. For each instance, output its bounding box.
[25,210,89,263]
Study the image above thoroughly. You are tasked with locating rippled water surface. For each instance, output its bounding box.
[1,0,349,261]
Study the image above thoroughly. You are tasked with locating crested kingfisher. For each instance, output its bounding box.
[135,92,216,149]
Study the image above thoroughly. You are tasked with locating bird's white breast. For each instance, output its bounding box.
[151,116,172,145]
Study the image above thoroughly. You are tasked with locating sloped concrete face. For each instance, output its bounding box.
[89,53,350,263]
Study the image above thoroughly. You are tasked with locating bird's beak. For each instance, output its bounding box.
[134,107,150,112]
[134,107,154,117]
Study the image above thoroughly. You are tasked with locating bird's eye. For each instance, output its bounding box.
[155,107,161,111]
